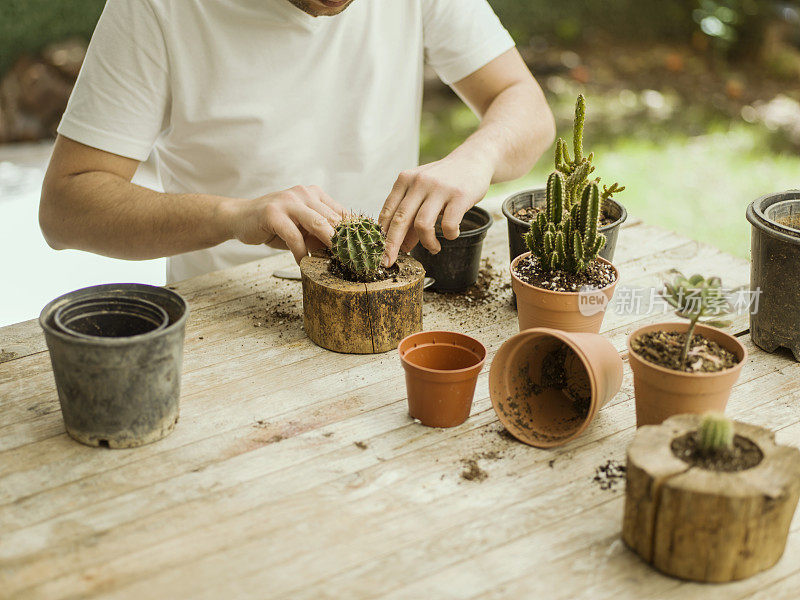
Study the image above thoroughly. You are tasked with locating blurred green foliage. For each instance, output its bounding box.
[0,0,105,75]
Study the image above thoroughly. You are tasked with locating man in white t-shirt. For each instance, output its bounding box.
[39,0,555,282]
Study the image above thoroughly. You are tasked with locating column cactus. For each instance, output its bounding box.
[524,172,606,274]
[330,215,386,278]
[698,413,735,454]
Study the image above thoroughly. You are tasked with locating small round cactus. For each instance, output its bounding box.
[330,215,386,278]
[698,413,734,454]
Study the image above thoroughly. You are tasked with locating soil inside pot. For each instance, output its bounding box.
[513,255,616,292]
[671,431,763,472]
[513,205,616,227]
[327,253,399,283]
[631,331,738,373]
[776,214,800,232]
[525,342,591,422]
[433,213,482,236]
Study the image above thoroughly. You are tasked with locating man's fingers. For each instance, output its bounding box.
[440,197,470,240]
[378,174,410,232]
[291,204,337,248]
[382,188,426,267]
[271,216,308,263]
[307,186,346,223]
[400,229,419,254]
[413,193,447,254]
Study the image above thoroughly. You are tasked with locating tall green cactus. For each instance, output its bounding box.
[698,413,734,454]
[330,215,386,277]
[554,94,624,212]
[524,172,606,274]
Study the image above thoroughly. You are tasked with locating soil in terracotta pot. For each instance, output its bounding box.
[513,205,616,227]
[631,331,738,373]
[671,431,764,472]
[513,255,616,292]
[776,214,800,232]
[518,342,591,422]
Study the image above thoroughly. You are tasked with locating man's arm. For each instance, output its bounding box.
[40,136,344,263]
[379,48,555,266]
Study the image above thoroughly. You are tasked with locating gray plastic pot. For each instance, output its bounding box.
[747,190,800,361]
[502,188,627,264]
[40,283,189,448]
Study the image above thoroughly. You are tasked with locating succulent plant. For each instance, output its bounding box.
[524,171,606,274]
[330,215,386,277]
[662,271,735,365]
[697,412,735,454]
[554,94,624,211]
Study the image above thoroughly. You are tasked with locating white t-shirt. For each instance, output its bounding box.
[58,0,515,282]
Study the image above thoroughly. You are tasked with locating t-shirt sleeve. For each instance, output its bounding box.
[57,0,170,161]
[421,0,516,86]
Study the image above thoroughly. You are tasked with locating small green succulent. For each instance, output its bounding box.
[330,215,386,277]
[698,412,734,454]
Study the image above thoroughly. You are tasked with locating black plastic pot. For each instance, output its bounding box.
[746,190,800,361]
[410,206,493,292]
[501,188,627,264]
[40,283,189,448]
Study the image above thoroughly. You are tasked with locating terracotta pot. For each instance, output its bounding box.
[399,331,486,428]
[627,322,748,427]
[510,252,619,333]
[489,327,623,448]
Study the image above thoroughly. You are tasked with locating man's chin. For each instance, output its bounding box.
[290,0,354,17]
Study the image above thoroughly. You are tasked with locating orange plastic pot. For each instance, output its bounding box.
[627,322,748,427]
[489,328,623,448]
[399,331,486,428]
[510,252,619,333]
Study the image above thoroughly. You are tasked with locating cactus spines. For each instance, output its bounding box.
[330,215,386,278]
[698,413,735,454]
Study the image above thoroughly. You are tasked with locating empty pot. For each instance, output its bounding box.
[40,283,189,448]
[410,206,492,292]
[399,331,486,428]
[489,328,623,448]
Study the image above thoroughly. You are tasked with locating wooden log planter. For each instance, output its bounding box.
[623,414,800,583]
[300,253,425,354]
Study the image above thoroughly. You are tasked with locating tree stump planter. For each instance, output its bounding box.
[300,253,425,354]
[623,414,800,583]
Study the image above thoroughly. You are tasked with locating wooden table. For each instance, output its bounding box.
[2,213,799,599]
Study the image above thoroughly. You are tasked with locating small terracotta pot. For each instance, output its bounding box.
[627,322,748,427]
[510,252,619,333]
[489,327,623,448]
[399,331,486,428]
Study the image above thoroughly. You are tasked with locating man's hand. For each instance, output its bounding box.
[228,185,344,263]
[378,153,493,267]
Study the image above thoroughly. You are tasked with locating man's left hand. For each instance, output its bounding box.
[378,154,493,267]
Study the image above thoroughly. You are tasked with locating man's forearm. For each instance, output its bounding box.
[451,80,555,184]
[40,171,238,260]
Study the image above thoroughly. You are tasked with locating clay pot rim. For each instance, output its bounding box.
[501,189,628,232]
[434,205,493,241]
[627,321,748,379]
[490,327,603,448]
[510,252,619,296]
[398,330,487,376]
[747,190,800,243]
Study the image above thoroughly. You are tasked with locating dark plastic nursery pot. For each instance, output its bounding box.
[489,327,623,448]
[410,206,492,292]
[40,283,189,448]
[747,190,800,361]
[398,331,486,428]
[502,188,626,264]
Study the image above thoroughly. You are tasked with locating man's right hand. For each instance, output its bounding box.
[226,185,345,263]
